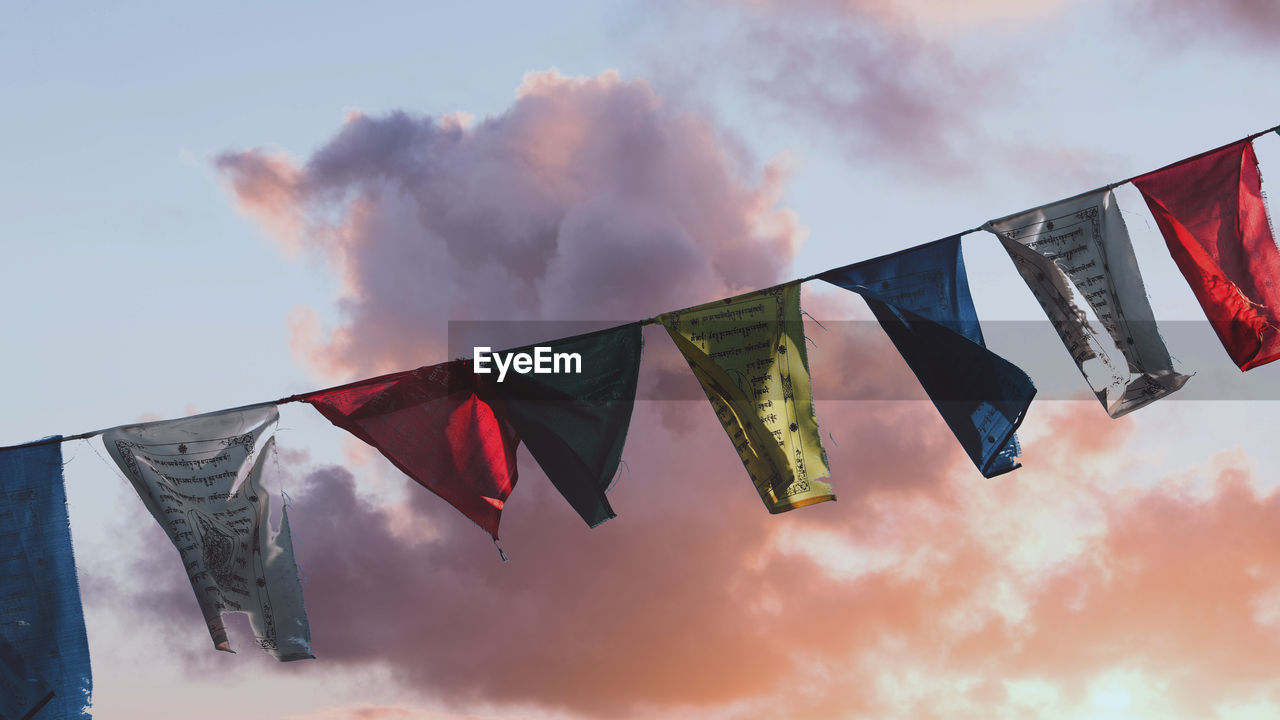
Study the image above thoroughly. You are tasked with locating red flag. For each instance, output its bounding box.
[302,360,520,539]
[1132,140,1280,370]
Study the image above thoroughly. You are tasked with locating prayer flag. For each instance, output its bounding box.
[102,406,313,661]
[1132,140,1280,370]
[661,284,833,513]
[495,324,643,528]
[986,188,1189,417]
[0,439,92,719]
[819,236,1035,476]
[303,361,520,539]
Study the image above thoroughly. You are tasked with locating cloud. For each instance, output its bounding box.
[648,0,1133,190]
[727,0,994,175]
[1122,0,1280,50]
[996,450,1280,714]
[217,149,307,253]
[890,0,1072,29]
[218,70,803,381]
[262,394,970,717]
[285,704,518,720]
[676,0,1112,185]
[258,401,1280,719]
[718,0,1071,31]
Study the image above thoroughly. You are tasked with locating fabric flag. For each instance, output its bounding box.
[303,360,520,540]
[660,284,833,513]
[1132,139,1280,370]
[494,324,643,528]
[102,406,313,661]
[0,439,93,719]
[819,235,1036,476]
[985,188,1189,417]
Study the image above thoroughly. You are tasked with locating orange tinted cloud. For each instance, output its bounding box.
[217,149,306,253]
[998,452,1280,713]
[287,705,521,720]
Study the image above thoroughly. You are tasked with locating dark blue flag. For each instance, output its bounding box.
[820,236,1035,476]
[0,439,92,718]
[497,324,644,528]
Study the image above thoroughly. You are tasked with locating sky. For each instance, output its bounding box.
[4,1,1280,718]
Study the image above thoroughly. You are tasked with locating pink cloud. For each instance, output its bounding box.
[731,0,991,176]
[688,0,1124,188]
[287,705,512,720]
[218,149,307,253]
[218,70,803,382]
[1124,0,1280,49]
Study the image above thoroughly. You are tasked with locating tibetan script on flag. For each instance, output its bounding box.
[103,406,313,661]
[661,284,833,513]
[986,189,1189,417]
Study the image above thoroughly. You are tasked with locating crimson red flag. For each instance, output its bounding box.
[1132,140,1280,370]
[302,360,520,539]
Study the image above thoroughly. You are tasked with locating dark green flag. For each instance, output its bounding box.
[496,324,644,527]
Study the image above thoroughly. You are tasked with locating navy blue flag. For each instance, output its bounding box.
[820,236,1035,476]
[0,439,92,718]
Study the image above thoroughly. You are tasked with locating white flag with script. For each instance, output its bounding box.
[103,405,313,661]
[985,188,1189,417]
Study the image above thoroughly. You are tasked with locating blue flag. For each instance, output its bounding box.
[496,324,644,528]
[0,439,93,718]
[819,236,1035,476]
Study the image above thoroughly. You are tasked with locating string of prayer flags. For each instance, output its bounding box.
[1132,140,1280,370]
[495,324,643,528]
[819,235,1036,476]
[985,189,1190,417]
[102,406,314,661]
[660,284,834,513]
[0,440,92,719]
[302,361,520,540]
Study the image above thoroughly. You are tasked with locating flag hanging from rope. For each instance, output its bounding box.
[102,406,314,661]
[986,188,1189,417]
[0,439,93,719]
[303,361,520,539]
[1132,139,1280,370]
[819,235,1036,476]
[661,284,833,513]
[495,324,643,528]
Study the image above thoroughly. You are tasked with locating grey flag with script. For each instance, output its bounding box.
[985,188,1189,417]
[103,405,313,661]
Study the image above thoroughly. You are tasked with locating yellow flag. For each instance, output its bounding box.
[661,284,833,512]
